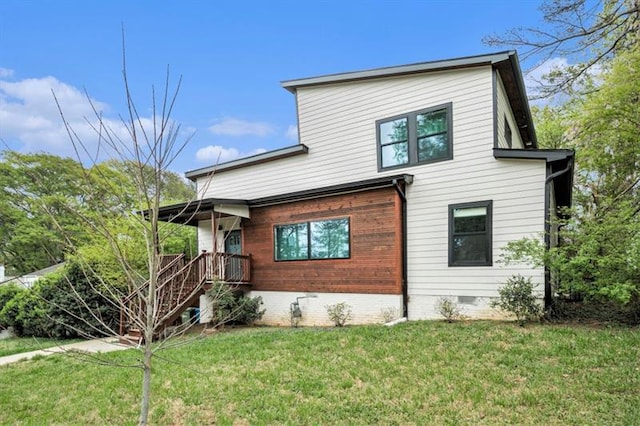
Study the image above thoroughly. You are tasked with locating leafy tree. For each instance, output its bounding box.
[0,152,90,274]
[0,152,196,277]
[503,45,640,304]
[485,0,640,96]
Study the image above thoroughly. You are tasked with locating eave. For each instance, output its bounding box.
[153,198,249,226]
[185,144,309,181]
[250,174,414,207]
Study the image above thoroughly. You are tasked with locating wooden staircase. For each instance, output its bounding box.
[119,251,251,343]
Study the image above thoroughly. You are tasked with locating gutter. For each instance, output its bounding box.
[392,178,409,318]
[543,158,574,307]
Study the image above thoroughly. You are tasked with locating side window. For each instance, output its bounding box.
[504,115,513,148]
[448,201,492,266]
[377,103,452,170]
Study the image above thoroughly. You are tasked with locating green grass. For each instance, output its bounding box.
[0,336,82,357]
[1,321,639,425]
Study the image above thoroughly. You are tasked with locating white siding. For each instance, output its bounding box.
[406,158,547,320]
[194,64,548,321]
[198,67,496,200]
[198,220,214,252]
[495,70,524,149]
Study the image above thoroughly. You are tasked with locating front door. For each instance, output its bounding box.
[224,230,243,281]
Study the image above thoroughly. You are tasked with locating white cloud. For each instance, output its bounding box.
[0,68,14,78]
[0,75,113,158]
[525,57,604,106]
[524,57,570,103]
[208,118,275,137]
[0,74,173,164]
[285,124,298,141]
[195,145,267,164]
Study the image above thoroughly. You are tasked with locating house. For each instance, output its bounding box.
[0,263,65,288]
[137,51,574,329]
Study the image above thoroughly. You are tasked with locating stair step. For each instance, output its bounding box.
[119,334,143,346]
[128,328,142,337]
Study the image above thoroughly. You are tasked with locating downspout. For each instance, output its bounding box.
[543,159,573,307]
[392,179,409,318]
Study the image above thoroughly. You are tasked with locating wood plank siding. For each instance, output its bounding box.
[242,187,403,295]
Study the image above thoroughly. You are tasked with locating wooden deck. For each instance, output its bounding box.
[119,251,251,340]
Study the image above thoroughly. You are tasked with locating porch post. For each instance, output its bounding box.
[211,211,217,253]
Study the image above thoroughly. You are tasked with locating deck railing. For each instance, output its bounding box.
[119,251,251,336]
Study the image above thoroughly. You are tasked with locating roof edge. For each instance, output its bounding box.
[281,51,514,93]
[493,148,575,162]
[250,174,414,207]
[185,144,309,181]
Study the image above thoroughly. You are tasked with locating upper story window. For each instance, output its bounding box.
[275,218,350,261]
[377,103,453,170]
[504,115,513,148]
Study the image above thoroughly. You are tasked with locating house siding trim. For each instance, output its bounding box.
[282,51,513,92]
[185,144,309,180]
[250,174,414,207]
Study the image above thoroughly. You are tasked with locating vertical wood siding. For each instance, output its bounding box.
[243,187,402,295]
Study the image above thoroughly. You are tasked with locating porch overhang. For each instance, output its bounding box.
[154,198,249,226]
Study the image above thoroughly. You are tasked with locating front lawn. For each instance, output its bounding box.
[0,321,638,424]
[0,336,82,357]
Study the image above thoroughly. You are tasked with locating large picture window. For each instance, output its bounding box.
[275,218,350,261]
[377,103,452,170]
[448,201,492,266]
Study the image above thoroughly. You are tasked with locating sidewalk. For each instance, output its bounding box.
[0,337,131,366]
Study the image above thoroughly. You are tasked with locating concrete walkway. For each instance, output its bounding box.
[0,337,131,366]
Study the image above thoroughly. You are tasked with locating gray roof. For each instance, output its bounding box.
[282,51,515,91]
[185,144,308,181]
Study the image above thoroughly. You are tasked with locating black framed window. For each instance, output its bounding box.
[449,201,492,266]
[377,103,452,170]
[275,218,350,261]
[504,115,513,148]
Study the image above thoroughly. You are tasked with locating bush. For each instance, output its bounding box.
[380,307,400,323]
[209,282,265,326]
[325,302,352,327]
[0,283,24,329]
[38,261,120,339]
[0,286,46,336]
[490,275,542,326]
[435,297,462,322]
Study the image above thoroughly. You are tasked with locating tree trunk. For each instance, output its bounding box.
[139,346,153,425]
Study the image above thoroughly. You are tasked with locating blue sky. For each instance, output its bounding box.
[0,1,557,174]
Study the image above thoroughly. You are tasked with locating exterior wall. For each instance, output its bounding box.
[495,70,525,149]
[198,220,214,252]
[194,64,548,322]
[197,67,497,199]
[250,290,403,326]
[406,158,547,320]
[243,187,403,295]
[198,217,243,254]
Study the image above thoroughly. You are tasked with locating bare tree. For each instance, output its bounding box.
[14,42,257,424]
[484,0,640,97]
